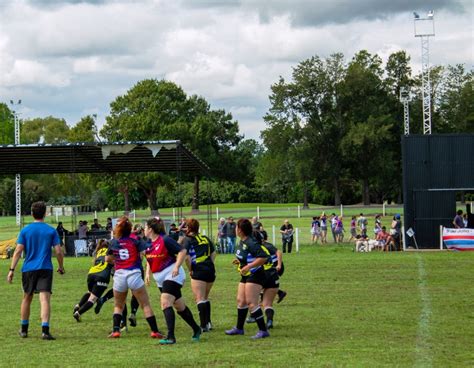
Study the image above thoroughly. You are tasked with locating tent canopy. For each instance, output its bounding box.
[0,140,209,175]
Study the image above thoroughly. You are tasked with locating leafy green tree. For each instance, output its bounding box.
[21,116,69,144]
[102,79,241,214]
[0,103,15,144]
[68,115,97,142]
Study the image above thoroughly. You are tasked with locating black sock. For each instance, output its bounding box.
[278,290,285,298]
[102,289,114,303]
[251,307,267,332]
[177,306,200,332]
[79,293,91,307]
[146,316,159,333]
[163,307,175,339]
[78,301,94,315]
[121,304,127,327]
[21,322,28,334]
[205,301,211,324]
[197,302,207,328]
[130,296,139,315]
[237,307,248,330]
[113,313,122,332]
[41,324,50,335]
[265,307,274,322]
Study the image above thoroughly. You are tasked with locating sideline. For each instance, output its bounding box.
[415,254,433,367]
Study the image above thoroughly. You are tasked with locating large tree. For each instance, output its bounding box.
[101,79,241,214]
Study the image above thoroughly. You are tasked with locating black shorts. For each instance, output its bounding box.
[87,274,109,298]
[191,262,216,283]
[159,280,182,300]
[263,269,280,289]
[22,269,53,295]
[240,269,266,286]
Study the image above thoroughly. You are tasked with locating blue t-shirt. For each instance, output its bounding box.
[17,222,61,272]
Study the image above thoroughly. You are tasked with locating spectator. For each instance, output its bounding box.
[105,218,113,232]
[56,222,69,247]
[349,216,357,242]
[251,217,262,231]
[330,213,338,243]
[320,212,328,244]
[168,223,180,242]
[390,214,402,250]
[91,218,102,232]
[463,213,468,228]
[357,213,368,237]
[310,216,321,244]
[216,218,227,254]
[78,221,88,240]
[334,216,344,243]
[223,217,237,254]
[453,210,464,228]
[279,219,294,253]
[374,214,382,237]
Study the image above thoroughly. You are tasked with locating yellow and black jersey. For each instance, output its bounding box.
[183,234,215,268]
[88,247,113,281]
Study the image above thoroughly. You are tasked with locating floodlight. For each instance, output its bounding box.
[413,12,420,19]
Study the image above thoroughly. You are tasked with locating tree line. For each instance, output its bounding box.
[0,49,472,215]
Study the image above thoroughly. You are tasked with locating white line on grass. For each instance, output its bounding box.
[415,254,433,367]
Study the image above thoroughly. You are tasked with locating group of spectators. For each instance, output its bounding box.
[453,210,469,228]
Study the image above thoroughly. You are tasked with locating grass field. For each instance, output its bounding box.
[1,245,473,367]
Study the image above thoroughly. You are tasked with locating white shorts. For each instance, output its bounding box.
[113,268,144,292]
[153,263,186,288]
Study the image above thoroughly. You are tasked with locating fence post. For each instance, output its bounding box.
[203,229,206,236]
[94,210,97,219]
[216,207,219,221]
[298,205,301,218]
[340,204,343,217]
[172,208,176,222]
[272,225,276,245]
[257,206,260,220]
[402,225,406,251]
[439,225,443,250]
[296,227,299,253]
[383,202,386,216]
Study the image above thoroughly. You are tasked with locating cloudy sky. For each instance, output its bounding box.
[0,0,472,140]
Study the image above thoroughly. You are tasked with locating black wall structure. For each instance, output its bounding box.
[402,134,474,249]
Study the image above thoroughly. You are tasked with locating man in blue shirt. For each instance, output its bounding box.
[7,201,65,340]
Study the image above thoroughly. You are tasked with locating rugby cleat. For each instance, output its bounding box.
[108,331,121,338]
[159,338,176,345]
[246,316,256,324]
[192,328,202,342]
[73,304,80,313]
[18,330,28,338]
[128,314,137,327]
[251,330,270,339]
[42,333,56,341]
[266,319,273,329]
[225,327,244,335]
[94,299,104,314]
[150,331,165,339]
[277,291,287,304]
[73,311,81,322]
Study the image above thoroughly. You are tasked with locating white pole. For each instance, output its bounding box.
[402,225,406,251]
[94,210,97,219]
[439,225,443,250]
[203,229,206,236]
[257,206,260,220]
[383,202,386,217]
[298,205,301,218]
[296,227,299,252]
[133,210,136,221]
[172,208,176,222]
[272,225,276,245]
[55,211,59,223]
[340,204,343,217]
[216,207,219,221]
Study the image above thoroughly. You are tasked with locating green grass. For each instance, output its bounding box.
[0,245,472,367]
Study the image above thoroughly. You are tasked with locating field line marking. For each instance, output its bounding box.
[415,254,433,368]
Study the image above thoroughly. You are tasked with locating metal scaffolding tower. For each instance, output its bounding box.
[10,99,21,226]
[414,11,435,135]
[400,87,412,135]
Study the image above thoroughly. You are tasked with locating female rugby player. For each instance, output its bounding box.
[183,218,216,332]
[225,218,271,339]
[107,216,162,338]
[144,217,201,345]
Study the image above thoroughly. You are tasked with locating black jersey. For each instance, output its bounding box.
[183,234,215,268]
[262,241,279,268]
[236,236,270,276]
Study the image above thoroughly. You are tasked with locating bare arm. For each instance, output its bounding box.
[240,257,267,276]
[7,244,24,283]
[54,244,65,274]
[172,249,187,277]
[210,251,217,263]
[276,249,283,271]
